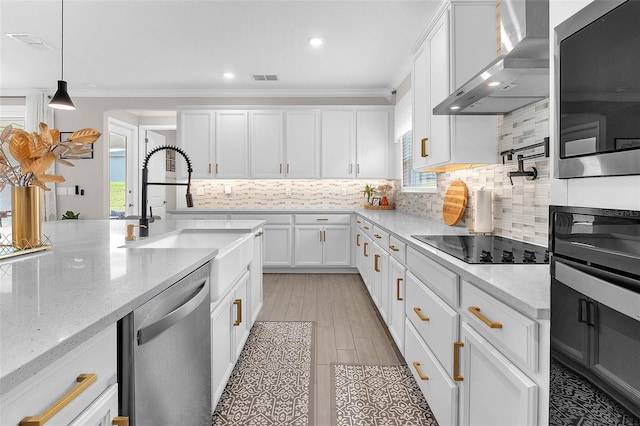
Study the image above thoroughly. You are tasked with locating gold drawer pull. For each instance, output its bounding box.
[356,220,362,224]
[316,218,329,221]
[254,231,263,238]
[374,233,382,239]
[374,254,380,272]
[363,226,370,230]
[468,306,503,329]
[112,417,130,426]
[233,299,242,326]
[413,307,429,321]
[363,242,369,257]
[20,374,97,426]
[356,233,361,247]
[453,341,464,381]
[412,362,429,380]
[389,245,400,252]
[421,137,429,157]
[396,278,403,301]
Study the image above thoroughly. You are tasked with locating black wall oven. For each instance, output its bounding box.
[555,0,640,178]
[549,206,640,424]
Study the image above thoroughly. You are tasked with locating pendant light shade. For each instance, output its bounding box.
[49,0,75,110]
[49,80,75,110]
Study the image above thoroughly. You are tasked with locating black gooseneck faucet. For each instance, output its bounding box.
[140,145,193,237]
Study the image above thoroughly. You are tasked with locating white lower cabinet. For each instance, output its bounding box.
[388,257,406,355]
[294,215,351,267]
[263,225,293,266]
[250,230,264,324]
[0,325,125,426]
[372,241,390,323]
[459,322,538,426]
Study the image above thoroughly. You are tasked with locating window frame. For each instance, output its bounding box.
[400,131,437,193]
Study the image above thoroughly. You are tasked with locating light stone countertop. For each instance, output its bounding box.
[0,219,264,396]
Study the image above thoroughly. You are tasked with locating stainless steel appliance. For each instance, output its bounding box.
[555,0,640,178]
[411,235,548,264]
[119,264,211,425]
[549,206,640,424]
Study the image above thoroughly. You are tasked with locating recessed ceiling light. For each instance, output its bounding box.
[308,37,323,47]
[223,72,235,79]
[486,81,501,87]
[450,106,460,110]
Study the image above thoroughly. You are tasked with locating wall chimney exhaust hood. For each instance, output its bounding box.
[434,0,549,115]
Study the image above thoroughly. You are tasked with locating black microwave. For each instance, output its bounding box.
[555,0,640,178]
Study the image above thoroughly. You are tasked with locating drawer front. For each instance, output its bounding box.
[371,226,390,249]
[407,247,459,307]
[405,320,458,426]
[230,214,292,224]
[69,383,119,426]
[359,219,373,235]
[461,281,538,372]
[1,325,117,426]
[388,235,406,263]
[295,214,351,225]
[406,272,459,375]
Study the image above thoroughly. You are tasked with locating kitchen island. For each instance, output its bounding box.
[0,219,264,397]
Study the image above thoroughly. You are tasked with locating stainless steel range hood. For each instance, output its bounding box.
[434,0,549,115]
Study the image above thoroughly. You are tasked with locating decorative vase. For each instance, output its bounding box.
[12,186,43,249]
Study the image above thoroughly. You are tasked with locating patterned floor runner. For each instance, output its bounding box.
[331,364,438,426]
[212,321,315,426]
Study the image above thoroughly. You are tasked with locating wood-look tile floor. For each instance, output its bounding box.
[256,273,404,426]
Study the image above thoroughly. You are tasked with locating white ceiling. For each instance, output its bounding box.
[0,0,438,99]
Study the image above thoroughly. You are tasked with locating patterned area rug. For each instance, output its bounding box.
[331,364,438,426]
[550,359,640,426]
[212,321,315,426]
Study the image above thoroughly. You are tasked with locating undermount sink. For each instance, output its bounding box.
[125,228,254,302]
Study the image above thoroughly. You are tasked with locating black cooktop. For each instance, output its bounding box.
[411,235,549,264]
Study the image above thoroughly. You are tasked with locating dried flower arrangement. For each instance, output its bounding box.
[0,123,101,192]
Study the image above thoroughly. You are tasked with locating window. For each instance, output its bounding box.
[401,131,436,191]
[0,103,26,224]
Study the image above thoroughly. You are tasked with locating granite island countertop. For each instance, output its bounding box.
[0,219,264,396]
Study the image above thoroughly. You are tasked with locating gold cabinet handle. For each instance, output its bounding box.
[356,233,361,247]
[215,163,219,174]
[233,299,242,326]
[208,163,212,174]
[356,220,362,224]
[112,417,130,426]
[280,163,283,174]
[363,226,370,230]
[413,307,429,321]
[363,242,368,257]
[421,137,429,157]
[396,278,403,301]
[454,341,464,381]
[412,362,429,380]
[374,254,380,272]
[389,244,400,252]
[20,374,97,426]
[316,218,329,221]
[287,163,290,174]
[374,233,382,239]
[255,231,263,238]
[468,306,503,329]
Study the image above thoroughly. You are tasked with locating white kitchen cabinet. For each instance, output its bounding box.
[459,322,538,426]
[177,109,214,178]
[68,384,119,426]
[0,325,122,426]
[294,225,351,267]
[215,111,249,178]
[233,271,250,358]
[355,110,391,179]
[286,111,320,178]
[263,225,294,267]
[388,257,406,355]
[250,111,284,178]
[250,229,264,324]
[321,110,356,178]
[412,0,497,172]
[372,241,390,323]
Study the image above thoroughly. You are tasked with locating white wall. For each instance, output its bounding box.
[549,0,640,210]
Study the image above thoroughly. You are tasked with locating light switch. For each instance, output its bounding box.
[224,185,232,195]
[285,188,292,196]
[196,187,205,196]
[341,188,347,196]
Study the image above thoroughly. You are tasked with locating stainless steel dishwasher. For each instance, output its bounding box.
[118,263,211,426]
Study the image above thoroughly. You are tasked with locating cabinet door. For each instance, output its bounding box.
[233,272,251,358]
[215,111,249,178]
[211,291,234,409]
[68,384,119,426]
[321,111,356,178]
[250,111,284,178]
[286,111,320,178]
[388,257,406,354]
[550,280,589,366]
[372,242,390,323]
[360,233,374,293]
[355,110,390,179]
[249,230,264,325]
[425,12,451,167]
[412,45,429,171]
[177,109,214,178]
[263,225,293,267]
[459,322,538,426]
[323,225,351,266]
[294,226,324,266]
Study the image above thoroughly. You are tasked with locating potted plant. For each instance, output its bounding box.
[61,210,80,220]
[362,183,377,205]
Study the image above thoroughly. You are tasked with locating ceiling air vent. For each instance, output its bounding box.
[6,33,54,50]
[252,74,278,81]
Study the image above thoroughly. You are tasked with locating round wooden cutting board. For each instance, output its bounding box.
[442,180,468,226]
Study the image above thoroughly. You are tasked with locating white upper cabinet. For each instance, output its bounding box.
[215,111,250,178]
[286,111,320,178]
[356,111,391,179]
[412,0,498,172]
[177,109,214,178]
[321,110,356,178]
[250,111,284,178]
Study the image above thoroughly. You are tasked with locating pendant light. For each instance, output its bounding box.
[49,0,75,110]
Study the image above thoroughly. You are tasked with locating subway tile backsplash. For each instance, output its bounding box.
[189,99,550,247]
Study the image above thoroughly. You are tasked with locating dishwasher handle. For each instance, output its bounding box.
[137,279,209,345]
